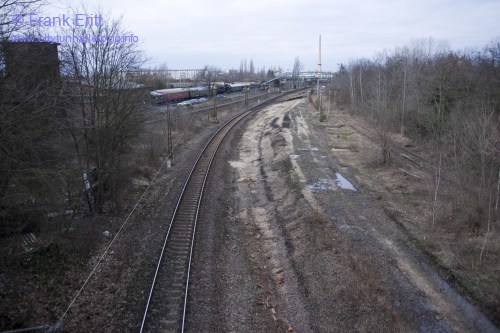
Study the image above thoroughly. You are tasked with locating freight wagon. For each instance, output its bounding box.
[150,88,190,104]
[187,87,208,99]
[150,87,210,104]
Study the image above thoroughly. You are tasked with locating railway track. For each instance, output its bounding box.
[143,91,277,127]
[335,114,462,188]
[139,89,305,333]
[348,123,435,171]
[308,96,441,175]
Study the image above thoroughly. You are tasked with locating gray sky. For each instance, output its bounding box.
[47,0,500,71]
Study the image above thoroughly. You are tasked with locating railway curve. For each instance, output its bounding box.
[139,89,305,333]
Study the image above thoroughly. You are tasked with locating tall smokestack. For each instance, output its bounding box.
[317,35,322,101]
[318,34,322,74]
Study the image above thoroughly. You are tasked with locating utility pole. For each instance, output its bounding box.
[212,89,218,122]
[401,57,407,136]
[327,89,331,121]
[318,36,322,112]
[245,87,249,109]
[166,103,173,167]
[317,34,324,120]
[398,58,407,136]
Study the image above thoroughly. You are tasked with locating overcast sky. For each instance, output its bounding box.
[46,0,500,71]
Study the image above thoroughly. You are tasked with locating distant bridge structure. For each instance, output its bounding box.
[264,71,334,85]
[127,68,335,85]
[128,69,204,80]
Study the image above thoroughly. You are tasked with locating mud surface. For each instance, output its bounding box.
[188,97,499,332]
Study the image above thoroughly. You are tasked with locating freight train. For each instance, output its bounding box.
[150,87,206,104]
[150,82,255,105]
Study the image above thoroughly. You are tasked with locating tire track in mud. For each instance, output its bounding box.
[228,96,499,332]
[231,99,316,332]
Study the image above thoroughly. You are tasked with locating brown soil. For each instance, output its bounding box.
[187,96,499,332]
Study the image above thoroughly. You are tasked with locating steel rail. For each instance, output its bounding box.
[139,89,304,333]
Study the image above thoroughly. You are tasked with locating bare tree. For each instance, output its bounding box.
[292,56,303,88]
[199,65,220,96]
[332,37,500,233]
[238,59,244,80]
[60,8,146,213]
[372,60,397,163]
[249,58,255,77]
[0,0,45,39]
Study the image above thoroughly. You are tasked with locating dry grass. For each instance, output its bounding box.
[326,107,500,326]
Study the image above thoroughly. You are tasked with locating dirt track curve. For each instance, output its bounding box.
[187,97,499,333]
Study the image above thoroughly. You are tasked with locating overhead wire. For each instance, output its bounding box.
[51,147,174,331]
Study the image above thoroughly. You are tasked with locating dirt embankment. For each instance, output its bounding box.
[205,97,499,332]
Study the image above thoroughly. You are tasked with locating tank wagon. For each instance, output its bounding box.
[187,87,208,99]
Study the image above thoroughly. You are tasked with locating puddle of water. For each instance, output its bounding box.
[338,223,353,231]
[307,178,333,191]
[290,154,300,160]
[335,172,356,191]
[298,147,319,151]
[308,174,356,192]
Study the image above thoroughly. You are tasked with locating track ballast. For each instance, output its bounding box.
[139,89,305,333]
